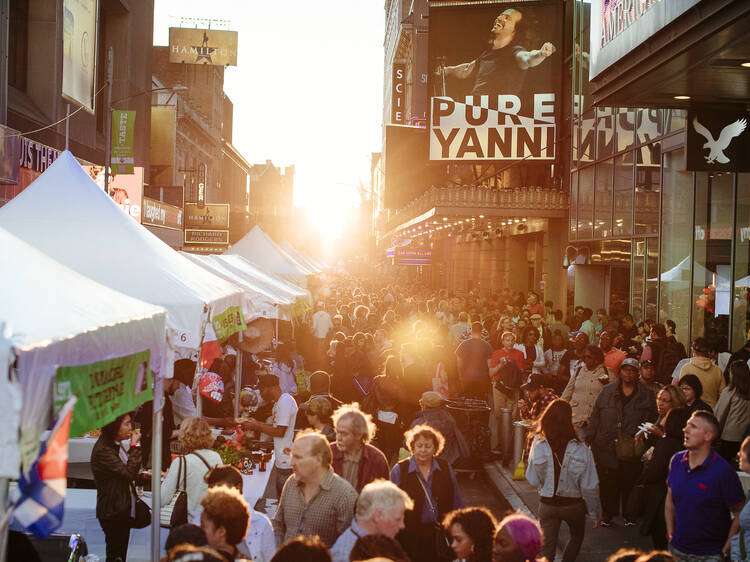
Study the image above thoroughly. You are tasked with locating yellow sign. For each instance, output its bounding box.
[169,28,238,66]
[184,203,230,229]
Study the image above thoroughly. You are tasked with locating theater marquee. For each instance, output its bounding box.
[169,28,238,66]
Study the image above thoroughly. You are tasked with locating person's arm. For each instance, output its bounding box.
[580,447,602,526]
[244,418,288,438]
[336,486,359,538]
[560,367,576,401]
[664,487,675,539]
[442,59,477,79]
[92,437,141,481]
[723,503,745,555]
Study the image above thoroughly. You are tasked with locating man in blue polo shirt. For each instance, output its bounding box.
[665,410,745,561]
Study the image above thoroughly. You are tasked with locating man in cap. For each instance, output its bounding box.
[410,391,470,465]
[639,360,662,394]
[584,357,657,526]
[242,373,298,495]
[517,373,558,421]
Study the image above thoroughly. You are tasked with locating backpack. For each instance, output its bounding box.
[655,337,686,384]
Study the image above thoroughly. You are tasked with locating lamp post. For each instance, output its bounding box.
[102,46,186,192]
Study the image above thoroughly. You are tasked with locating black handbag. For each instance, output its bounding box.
[415,471,454,561]
[130,488,152,529]
[160,455,188,528]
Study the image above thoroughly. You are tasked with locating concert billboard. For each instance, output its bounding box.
[428,1,563,161]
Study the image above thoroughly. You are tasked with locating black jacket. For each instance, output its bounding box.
[585,380,657,469]
[91,436,141,521]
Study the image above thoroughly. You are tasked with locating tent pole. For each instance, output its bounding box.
[0,477,8,562]
[234,350,242,418]
[151,374,163,561]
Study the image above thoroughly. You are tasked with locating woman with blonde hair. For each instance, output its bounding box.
[161,417,222,524]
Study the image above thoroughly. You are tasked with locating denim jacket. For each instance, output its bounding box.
[525,436,602,520]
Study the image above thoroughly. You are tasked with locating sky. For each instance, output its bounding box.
[153,1,385,236]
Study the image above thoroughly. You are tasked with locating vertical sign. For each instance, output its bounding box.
[110,110,135,174]
[197,162,207,208]
[392,63,406,124]
[62,0,98,113]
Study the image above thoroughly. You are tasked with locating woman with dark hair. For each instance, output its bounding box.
[363,354,404,464]
[678,374,713,415]
[442,507,498,562]
[637,407,690,549]
[515,326,545,375]
[561,344,614,427]
[714,360,750,462]
[91,412,141,562]
[526,399,600,561]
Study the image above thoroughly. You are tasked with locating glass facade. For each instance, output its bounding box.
[569,0,750,352]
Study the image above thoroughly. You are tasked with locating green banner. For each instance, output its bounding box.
[212,305,247,343]
[111,110,136,174]
[53,350,152,437]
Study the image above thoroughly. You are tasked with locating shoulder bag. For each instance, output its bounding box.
[130,482,152,529]
[614,398,645,462]
[414,468,454,562]
[160,455,188,528]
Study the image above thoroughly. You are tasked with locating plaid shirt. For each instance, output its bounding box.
[519,388,558,420]
[272,467,358,548]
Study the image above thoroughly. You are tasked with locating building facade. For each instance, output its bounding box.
[568,0,750,351]
[248,160,294,242]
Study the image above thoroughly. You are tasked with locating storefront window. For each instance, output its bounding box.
[594,159,613,238]
[614,152,633,236]
[617,108,636,153]
[691,173,733,348]
[596,107,615,159]
[570,171,578,241]
[578,165,593,239]
[733,173,750,350]
[646,237,659,322]
[632,239,645,322]
[635,142,660,235]
[667,109,687,134]
[580,109,595,164]
[659,148,692,348]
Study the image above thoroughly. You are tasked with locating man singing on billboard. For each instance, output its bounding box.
[436,8,556,96]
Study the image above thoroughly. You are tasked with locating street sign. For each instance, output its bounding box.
[111,110,135,174]
[184,203,230,229]
[184,228,229,245]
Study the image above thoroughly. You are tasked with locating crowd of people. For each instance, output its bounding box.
[83,276,750,562]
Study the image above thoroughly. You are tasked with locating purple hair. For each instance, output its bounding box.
[500,513,542,560]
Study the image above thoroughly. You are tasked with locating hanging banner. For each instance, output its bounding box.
[53,350,152,437]
[111,110,136,174]
[62,0,98,113]
[211,305,247,343]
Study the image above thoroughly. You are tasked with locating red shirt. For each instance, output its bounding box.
[490,348,526,371]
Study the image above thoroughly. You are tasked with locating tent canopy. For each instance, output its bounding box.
[0,151,247,351]
[280,240,324,273]
[226,226,311,285]
[180,252,293,320]
[215,254,311,304]
[0,227,168,469]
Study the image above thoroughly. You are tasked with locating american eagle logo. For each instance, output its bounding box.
[692,116,747,164]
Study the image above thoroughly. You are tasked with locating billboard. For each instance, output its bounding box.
[169,28,238,66]
[62,0,98,112]
[142,197,183,230]
[85,165,143,222]
[428,2,562,161]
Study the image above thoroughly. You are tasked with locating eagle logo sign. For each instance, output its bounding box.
[692,116,747,164]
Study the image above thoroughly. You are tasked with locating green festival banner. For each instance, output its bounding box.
[212,305,247,343]
[53,350,152,437]
[111,110,136,174]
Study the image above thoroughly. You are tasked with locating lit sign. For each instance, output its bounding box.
[184,229,229,245]
[392,63,406,124]
[20,139,60,173]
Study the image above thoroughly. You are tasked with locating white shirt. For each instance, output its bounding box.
[161,448,222,522]
[271,393,298,469]
[170,384,197,426]
[312,310,333,339]
[237,510,276,562]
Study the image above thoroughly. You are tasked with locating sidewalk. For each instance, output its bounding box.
[484,460,654,561]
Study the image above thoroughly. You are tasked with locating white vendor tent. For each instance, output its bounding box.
[0,151,248,353]
[280,240,324,273]
[0,226,168,470]
[180,251,294,320]
[215,254,311,304]
[226,226,312,285]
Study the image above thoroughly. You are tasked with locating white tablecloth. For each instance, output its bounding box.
[53,453,274,561]
[68,437,99,463]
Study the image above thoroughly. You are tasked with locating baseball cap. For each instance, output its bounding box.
[620,358,640,371]
[420,391,446,408]
[640,359,654,367]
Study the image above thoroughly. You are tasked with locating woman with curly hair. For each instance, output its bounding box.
[161,417,222,524]
[443,507,498,562]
